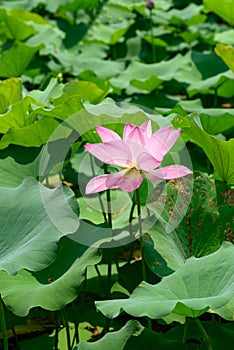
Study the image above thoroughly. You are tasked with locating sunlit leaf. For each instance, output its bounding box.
[53,81,109,105]
[203,0,234,25]
[75,320,186,350]
[0,149,41,187]
[0,78,22,114]
[96,242,234,320]
[0,93,83,149]
[0,178,79,275]
[110,53,201,94]
[215,44,234,73]
[187,70,234,98]
[215,30,234,46]
[0,97,37,133]
[173,114,234,184]
[0,237,101,316]
[0,42,41,77]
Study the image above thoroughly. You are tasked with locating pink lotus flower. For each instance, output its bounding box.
[84,121,192,194]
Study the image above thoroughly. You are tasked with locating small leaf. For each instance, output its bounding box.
[0,78,22,114]
[0,96,36,133]
[53,81,109,105]
[215,44,234,73]
[0,42,41,77]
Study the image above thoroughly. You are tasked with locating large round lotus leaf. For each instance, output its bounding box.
[96,242,234,320]
[0,237,101,317]
[0,177,79,275]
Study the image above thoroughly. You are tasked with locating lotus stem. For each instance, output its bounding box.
[74,322,79,345]
[129,201,136,237]
[106,188,112,229]
[135,188,147,282]
[182,317,189,344]
[0,295,8,350]
[54,311,60,350]
[95,264,108,295]
[89,153,107,223]
[149,9,156,62]
[195,318,213,350]
[61,309,71,350]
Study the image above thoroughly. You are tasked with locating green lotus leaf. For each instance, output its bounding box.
[0,177,79,275]
[0,96,37,134]
[147,223,186,272]
[75,320,185,350]
[1,8,42,41]
[156,3,205,26]
[85,21,134,46]
[110,53,201,94]
[0,116,66,149]
[157,99,234,135]
[0,149,40,187]
[60,0,100,11]
[215,44,234,73]
[173,114,234,184]
[187,70,234,98]
[0,237,101,316]
[0,1,38,11]
[214,295,234,320]
[96,242,234,320]
[54,50,125,78]
[26,23,65,56]
[203,0,234,25]
[0,41,41,78]
[0,94,84,149]
[28,78,63,105]
[215,30,234,46]
[52,81,109,105]
[0,78,22,114]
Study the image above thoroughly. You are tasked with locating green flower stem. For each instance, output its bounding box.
[135,188,147,282]
[71,321,79,348]
[95,264,108,295]
[103,166,113,300]
[104,168,113,333]
[195,318,213,350]
[149,9,156,62]
[105,187,112,299]
[129,201,136,237]
[0,295,8,350]
[11,327,19,348]
[135,189,152,331]
[61,309,71,350]
[89,154,107,223]
[74,322,79,345]
[127,201,136,262]
[54,311,60,350]
[106,188,112,230]
[182,317,189,345]
[213,87,218,108]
